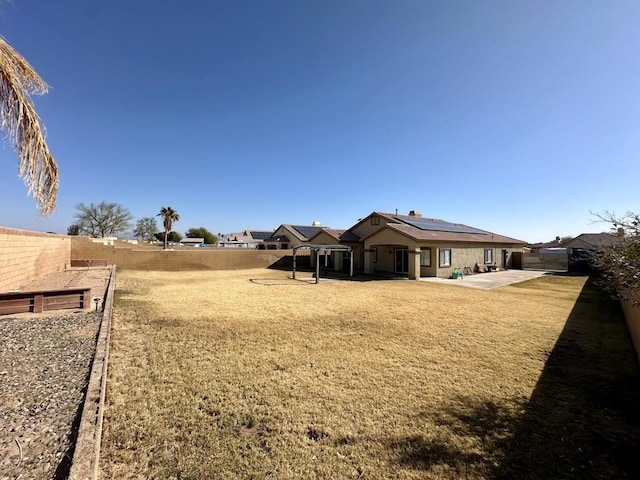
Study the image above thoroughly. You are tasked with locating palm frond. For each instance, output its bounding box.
[0,35,58,215]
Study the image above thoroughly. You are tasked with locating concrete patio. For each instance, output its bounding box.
[420,269,552,290]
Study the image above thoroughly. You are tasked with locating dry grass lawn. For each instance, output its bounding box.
[100,269,640,479]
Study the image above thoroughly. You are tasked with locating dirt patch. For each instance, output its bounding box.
[18,267,112,304]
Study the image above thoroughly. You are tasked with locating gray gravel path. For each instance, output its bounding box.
[0,311,101,480]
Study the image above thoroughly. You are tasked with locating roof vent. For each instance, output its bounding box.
[408,210,422,217]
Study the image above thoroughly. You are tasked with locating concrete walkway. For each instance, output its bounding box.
[420,269,551,290]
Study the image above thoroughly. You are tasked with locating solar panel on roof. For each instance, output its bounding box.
[396,217,486,235]
[249,231,272,240]
[292,225,323,239]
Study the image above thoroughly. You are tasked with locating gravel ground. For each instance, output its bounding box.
[0,311,101,480]
[0,267,111,480]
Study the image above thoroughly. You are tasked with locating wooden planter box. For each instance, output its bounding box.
[0,287,93,315]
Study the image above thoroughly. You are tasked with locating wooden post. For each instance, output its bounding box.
[33,294,44,313]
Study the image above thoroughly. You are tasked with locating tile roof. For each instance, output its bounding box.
[338,230,361,242]
[363,212,526,244]
[308,228,360,243]
[309,228,341,242]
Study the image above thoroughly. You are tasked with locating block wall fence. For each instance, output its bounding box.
[621,290,640,364]
[69,237,305,271]
[1,229,306,291]
[0,227,71,291]
[2,228,639,364]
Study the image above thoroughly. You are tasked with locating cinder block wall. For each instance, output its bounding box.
[522,252,569,271]
[0,227,71,291]
[621,290,640,364]
[70,237,307,271]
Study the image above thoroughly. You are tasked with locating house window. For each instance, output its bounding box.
[371,216,380,226]
[420,248,431,266]
[439,248,451,267]
[484,248,493,264]
[281,244,288,249]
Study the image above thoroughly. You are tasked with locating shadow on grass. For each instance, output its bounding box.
[386,277,640,479]
[267,255,307,270]
[249,278,313,286]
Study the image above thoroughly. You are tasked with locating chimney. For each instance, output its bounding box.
[408,210,422,218]
[312,221,321,227]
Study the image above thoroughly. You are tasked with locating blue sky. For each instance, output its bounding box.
[1,0,638,242]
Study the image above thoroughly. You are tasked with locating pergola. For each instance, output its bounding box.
[292,244,354,284]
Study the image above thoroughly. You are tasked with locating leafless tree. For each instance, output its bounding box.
[74,202,133,238]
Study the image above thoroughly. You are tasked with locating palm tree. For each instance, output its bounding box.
[0,35,58,215]
[157,206,180,250]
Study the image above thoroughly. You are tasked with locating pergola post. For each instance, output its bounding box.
[292,248,297,279]
[350,250,354,277]
[291,245,353,284]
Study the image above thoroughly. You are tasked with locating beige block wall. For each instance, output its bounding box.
[620,290,640,364]
[71,237,305,271]
[522,252,569,271]
[0,227,71,292]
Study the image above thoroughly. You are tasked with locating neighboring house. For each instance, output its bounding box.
[219,230,273,248]
[562,232,626,272]
[264,224,325,250]
[181,237,205,246]
[528,237,565,253]
[562,232,625,251]
[310,210,526,280]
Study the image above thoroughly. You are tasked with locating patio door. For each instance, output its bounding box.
[395,248,409,274]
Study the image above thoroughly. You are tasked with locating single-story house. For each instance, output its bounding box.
[527,237,565,253]
[562,232,625,251]
[264,223,325,250]
[562,232,626,272]
[219,230,273,248]
[311,210,526,280]
[181,237,205,247]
